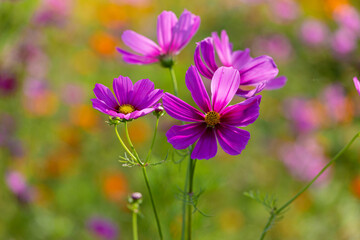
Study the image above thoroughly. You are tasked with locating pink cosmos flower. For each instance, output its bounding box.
[279,136,331,185]
[194,30,286,98]
[331,28,357,55]
[321,84,350,123]
[271,0,300,23]
[163,66,261,160]
[333,5,360,34]
[117,10,200,66]
[5,171,34,203]
[91,76,163,120]
[87,217,118,240]
[252,34,293,62]
[354,77,360,95]
[300,19,329,46]
[284,98,324,134]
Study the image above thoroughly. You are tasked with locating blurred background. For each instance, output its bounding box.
[1,0,360,239]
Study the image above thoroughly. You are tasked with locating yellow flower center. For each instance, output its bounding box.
[205,111,220,127]
[118,104,135,114]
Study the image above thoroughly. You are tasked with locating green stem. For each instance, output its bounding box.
[181,153,191,240]
[142,167,163,240]
[145,117,160,164]
[187,158,197,240]
[259,132,360,240]
[259,213,276,240]
[124,121,141,163]
[169,66,179,97]
[114,125,137,161]
[132,210,138,240]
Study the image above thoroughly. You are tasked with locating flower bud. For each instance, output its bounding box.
[153,105,165,117]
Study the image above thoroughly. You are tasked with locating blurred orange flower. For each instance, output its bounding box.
[90,31,117,56]
[102,172,128,203]
[70,105,99,130]
[43,148,78,178]
[97,3,128,28]
[23,90,59,117]
[351,176,360,199]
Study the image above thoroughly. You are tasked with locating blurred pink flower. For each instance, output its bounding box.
[252,34,293,62]
[321,84,352,123]
[33,0,71,26]
[23,78,48,98]
[279,136,331,185]
[271,0,300,22]
[331,28,357,55]
[87,217,118,240]
[117,10,200,65]
[300,19,329,46]
[284,98,324,134]
[61,83,86,106]
[5,171,34,203]
[0,71,17,96]
[333,5,360,34]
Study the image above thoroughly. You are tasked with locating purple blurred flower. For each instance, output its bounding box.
[194,30,285,98]
[271,0,300,22]
[331,28,357,55]
[5,171,34,203]
[23,78,48,98]
[300,19,329,46]
[0,72,17,96]
[321,84,348,123]
[279,136,331,184]
[354,77,360,95]
[284,98,324,134]
[252,34,293,62]
[163,66,261,160]
[61,84,85,106]
[117,10,200,65]
[87,217,118,240]
[92,76,163,120]
[333,5,360,34]
[33,0,71,26]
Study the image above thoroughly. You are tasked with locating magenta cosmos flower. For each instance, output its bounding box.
[117,10,200,66]
[194,30,286,98]
[87,217,118,240]
[163,66,261,160]
[91,76,163,120]
[354,77,360,95]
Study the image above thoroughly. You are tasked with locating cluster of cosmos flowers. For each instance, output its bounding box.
[92,9,285,160]
[92,9,360,160]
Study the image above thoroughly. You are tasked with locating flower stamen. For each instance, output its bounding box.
[118,104,135,114]
[205,111,220,127]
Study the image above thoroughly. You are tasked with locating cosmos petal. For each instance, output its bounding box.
[166,123,206,149]
[191,128,217,160]
[211,67,240,113]
[185,66,211,113]
[216,124,250,155]
[163,93,205,122]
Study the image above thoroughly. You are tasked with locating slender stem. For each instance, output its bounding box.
[114,125,137,161]
[142,167,163,240]
[132,210,138,240]
[145,117,160,164]
[259,213,276,240]
[259,132,360,240]
[124,121,141,163]
[181,151,191,240]
[187,158,197,240]
[169,66,179,97]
